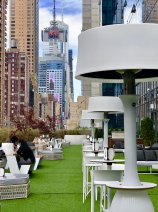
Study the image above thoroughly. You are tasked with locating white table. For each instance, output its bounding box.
[83,161,103,202]
[90,159,125,170]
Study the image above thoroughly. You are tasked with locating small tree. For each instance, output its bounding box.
[140,117,155,147]
[11,109,55,140]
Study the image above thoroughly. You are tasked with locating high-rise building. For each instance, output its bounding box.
[38,56,65,115]
[5,39,30,126]
[39,14,71,126]
[0,0,7,127]
[9,0,39,117]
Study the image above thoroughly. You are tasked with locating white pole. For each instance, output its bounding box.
[103,118,109,148]
[120,95,141,186]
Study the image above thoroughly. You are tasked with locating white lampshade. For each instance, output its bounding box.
[81,110,104,120]
[75,24,158,82]
[88,96,123,113]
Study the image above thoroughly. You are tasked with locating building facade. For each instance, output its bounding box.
[5,40,29,126]
[142,0,158,22]
[0,0,7,126]
[9,0,39,117]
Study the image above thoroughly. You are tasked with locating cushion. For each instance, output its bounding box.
[0,173,29,186]
[144,150,157,161]
[137,150,145,161]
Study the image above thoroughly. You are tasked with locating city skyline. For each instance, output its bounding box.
[6,0,82,102]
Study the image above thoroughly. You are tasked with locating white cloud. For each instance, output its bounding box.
[39,7,82,101]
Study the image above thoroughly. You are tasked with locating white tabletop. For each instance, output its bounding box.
[106,181,157,190]
[90,159,124,163]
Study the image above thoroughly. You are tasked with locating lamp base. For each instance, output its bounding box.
[106,182,156,212]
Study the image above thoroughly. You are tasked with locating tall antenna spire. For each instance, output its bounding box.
[53,0,56,23]
[61,1,64,23]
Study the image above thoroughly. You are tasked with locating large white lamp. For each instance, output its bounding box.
[76,24,158,212]
[81,110,104,139]
[88,96,123,148]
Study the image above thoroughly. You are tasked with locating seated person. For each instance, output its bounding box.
[15,139,35,167]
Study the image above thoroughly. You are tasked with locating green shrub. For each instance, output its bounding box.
[0,128,11,143]
[140,117,155,146]
[14,128,40,142]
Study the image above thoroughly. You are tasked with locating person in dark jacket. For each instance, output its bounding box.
[16,139,35,165]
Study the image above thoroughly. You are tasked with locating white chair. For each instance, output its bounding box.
[6,155,30,174]
[54,139,62,149]
[82,153,104,203]
[91,169,123,212]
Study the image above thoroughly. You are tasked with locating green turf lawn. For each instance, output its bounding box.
[1,146,158,212]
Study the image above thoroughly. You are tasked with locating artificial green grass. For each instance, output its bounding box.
[1,146,158,212]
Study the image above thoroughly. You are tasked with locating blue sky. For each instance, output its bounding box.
[39,0,82,101]
[39,0,82,15]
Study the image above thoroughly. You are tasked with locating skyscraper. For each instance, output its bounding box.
[5,39,29,126]
[0,0,7,126]
[9,0,39,117]
[39,8,71,126]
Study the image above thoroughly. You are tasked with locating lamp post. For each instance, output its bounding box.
[81,110,104,140]
[76,24,158,212]
[88,96,124,148]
